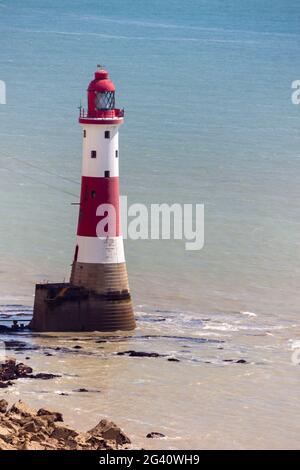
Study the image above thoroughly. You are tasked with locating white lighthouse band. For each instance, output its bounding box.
[81,123,120,178]
[75,236,125,264]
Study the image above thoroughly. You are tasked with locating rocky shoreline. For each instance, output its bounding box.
[0,358,132,450]
[0,400,131,450]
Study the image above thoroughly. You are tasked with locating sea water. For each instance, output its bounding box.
[0,0,299,449]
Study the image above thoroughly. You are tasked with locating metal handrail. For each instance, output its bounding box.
[79,108,124,119]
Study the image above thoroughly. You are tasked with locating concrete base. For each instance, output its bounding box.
[30,283,135,332]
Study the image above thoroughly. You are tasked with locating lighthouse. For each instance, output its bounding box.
[30,67,135,332]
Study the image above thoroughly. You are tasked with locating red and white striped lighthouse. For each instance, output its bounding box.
[70,65,135,330]
[72,66,125,277]
[31,66,135,332]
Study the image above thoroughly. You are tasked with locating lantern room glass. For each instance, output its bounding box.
[95,91,115,110]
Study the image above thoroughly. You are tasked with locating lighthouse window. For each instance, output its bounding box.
[83,130,86,138]
[105,131,110,139]
[104,171,110,178]
[91,190,96,199]
[91,150,97,159]
[95,91,115,110]
[115,150,118,158]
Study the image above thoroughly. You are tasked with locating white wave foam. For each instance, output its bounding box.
[240,311,257,317]
[15,28,258,45]
[69,14,300,39]
[193,331,229,338]
[203,322,239,332]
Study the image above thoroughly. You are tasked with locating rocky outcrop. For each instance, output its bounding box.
[88,419,131,446]
[0,400,131,451]
[0,359,60,388]
[0,321,27,333]
[0,359,32,388]
[0,359,32,381]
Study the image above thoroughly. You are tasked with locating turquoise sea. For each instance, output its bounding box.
[0,0,299,449]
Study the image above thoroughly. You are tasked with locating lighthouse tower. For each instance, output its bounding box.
[30,67,135,332]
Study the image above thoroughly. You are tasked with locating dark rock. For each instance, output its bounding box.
[73,345,82,350]
[0,358,32,381]
[0,380,13,388]
[44,353,53,357]
[86,435,114,450]
[0,399,8,413]
[0,322,27,334]
[59,393,69,396]
[0,325,10,332]
[28,373,61,380]
[17,363,33,376]
[4,340,31,350]
[73,388,100,393]
[117,350,164,358]
[236,359,248,364]
[37,408,63,422]
[146,432,165,439]
[167,358,180,362]
[50,424,79,440]
[1,359,59,385]
[5,340,40,352]
[23,420,40,433]
[223,359,234,362]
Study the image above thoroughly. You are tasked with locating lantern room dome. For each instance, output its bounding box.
[88,68,115,93]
